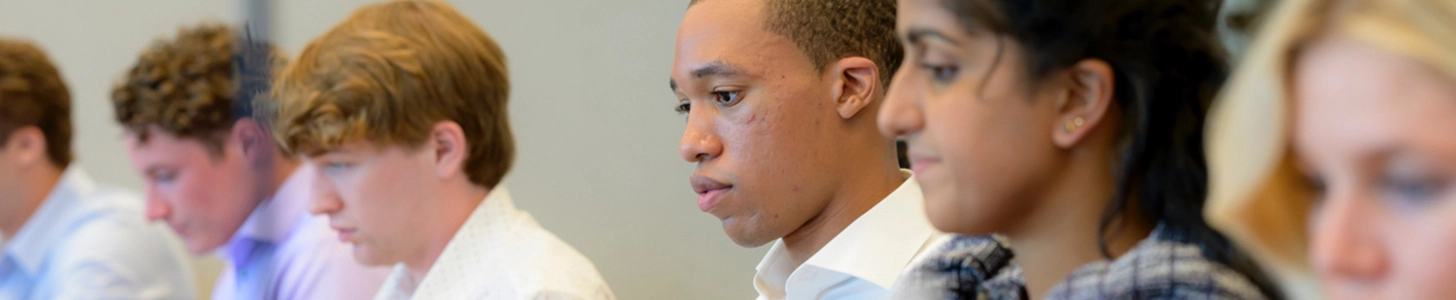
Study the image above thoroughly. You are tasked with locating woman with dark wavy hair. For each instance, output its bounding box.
[878,0,1279,298]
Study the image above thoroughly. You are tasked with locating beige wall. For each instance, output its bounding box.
[0,0,765,299]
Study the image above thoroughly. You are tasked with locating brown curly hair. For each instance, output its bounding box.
[111,23,239,155]
[0,38,73,168]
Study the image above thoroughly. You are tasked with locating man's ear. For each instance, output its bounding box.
[828,57,881,120]
[1051,59,1116,148]
[429,121,470,179]
[3,127,49,167]
[231,118,272,164]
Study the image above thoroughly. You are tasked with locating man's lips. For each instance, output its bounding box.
[332,226,357,243]
[690,174,732,212]
[165,221,187,236]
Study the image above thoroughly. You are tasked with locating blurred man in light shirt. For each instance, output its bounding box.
[0,37,195,300]
[111,23,389,300]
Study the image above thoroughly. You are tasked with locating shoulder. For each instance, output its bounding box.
[55,190,187,269]
[41,190,194,298]
[481,219,614,299]
[1049,237,1267,300]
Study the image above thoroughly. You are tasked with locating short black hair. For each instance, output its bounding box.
[691,0,902,87]
[942,0,1281,298]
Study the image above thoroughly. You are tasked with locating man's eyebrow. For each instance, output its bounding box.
[143,166,162,178]
[670,61,747,92]
[692,61,747,79]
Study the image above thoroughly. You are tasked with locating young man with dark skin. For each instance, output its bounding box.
[669,0,941,298]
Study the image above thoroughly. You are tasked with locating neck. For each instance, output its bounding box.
[404,181,492,279]
[1007,148,1151,300]
[780,140,904,267]
[266,157,301,193]
[0,165,64,238]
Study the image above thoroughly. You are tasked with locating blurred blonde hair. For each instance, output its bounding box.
[1205,0,1456,298]
[268,0,513,188]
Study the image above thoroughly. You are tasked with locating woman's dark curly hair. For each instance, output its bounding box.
[942,0,1281,298]
[111,23,238,154]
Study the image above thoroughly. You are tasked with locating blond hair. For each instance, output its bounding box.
[1204,0,1456,298]
[268,0,513,188]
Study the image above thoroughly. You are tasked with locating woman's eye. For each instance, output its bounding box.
[1381,175,1445,206]
[711,91,741,105]
[919,62,960,83]
[1303,173,1329,201]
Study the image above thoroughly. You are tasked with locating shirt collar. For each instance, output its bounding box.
[220,166,313,263]
[755,170,939,295]
[404,186,523,296]
[4,167,95,275]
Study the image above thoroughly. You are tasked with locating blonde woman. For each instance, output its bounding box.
[1206,0,1456,299]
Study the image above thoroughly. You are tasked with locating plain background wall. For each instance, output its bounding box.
[0,0,767,299]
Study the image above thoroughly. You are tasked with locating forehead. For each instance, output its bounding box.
[1294,35,1456,155]
[673,0,809,84]
[307,140,407,160]
[896,0,957,33]
[123,129,215,163]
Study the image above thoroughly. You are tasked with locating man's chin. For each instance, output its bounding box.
[721,217,776,248]
[185,238,226,255]
[350,246,392,266]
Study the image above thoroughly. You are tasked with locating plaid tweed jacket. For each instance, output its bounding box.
[893,226,1268,300]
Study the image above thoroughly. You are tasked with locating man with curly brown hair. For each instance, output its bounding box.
[0,37,195,300]
[111,24,389,300]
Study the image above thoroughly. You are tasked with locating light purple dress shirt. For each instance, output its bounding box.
[212,165,390,300]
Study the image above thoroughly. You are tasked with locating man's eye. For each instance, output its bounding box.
[711,91,741,105]
[676,101,691,114]
[154,172,177,184]
[323,162,352,175]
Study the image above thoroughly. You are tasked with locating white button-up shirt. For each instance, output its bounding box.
[754,171,942,300]
[213,165,391,300]
[374,186,615,300]
[0,168,195,299]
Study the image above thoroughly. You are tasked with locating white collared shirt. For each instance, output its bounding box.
[374,186,615,300]
[212,165,391,300]
[0,168,195,299]
[754,171,943,300]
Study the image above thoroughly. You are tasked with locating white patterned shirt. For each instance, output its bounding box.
[374,186,615,300]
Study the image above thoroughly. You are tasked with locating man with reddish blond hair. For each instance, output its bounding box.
[266,1,613,299]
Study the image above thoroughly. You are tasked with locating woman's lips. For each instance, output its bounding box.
[910,158,940,176]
